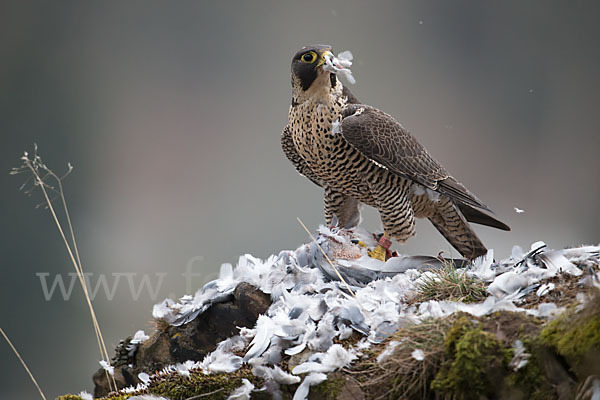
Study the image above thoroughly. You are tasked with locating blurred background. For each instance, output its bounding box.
[1,1,599,397]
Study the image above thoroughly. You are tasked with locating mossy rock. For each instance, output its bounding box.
[63,292,600,400]
[93,367,262,400]
[92,283,272,398]
[429,311,573,400]
[502,339,558,400]
[431,316,510,399]
[540,294,600,378]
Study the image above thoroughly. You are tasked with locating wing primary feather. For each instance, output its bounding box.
[457,202,511,231]
[437,177,492,212]
[340,104,503,216]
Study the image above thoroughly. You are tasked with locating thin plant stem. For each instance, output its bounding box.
[0,326,47,400]
[56,177,116,388]
[20,152,117,391]
[185,387,225,399]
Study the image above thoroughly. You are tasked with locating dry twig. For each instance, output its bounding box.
[0,326,47,400]
[11,145,117,391]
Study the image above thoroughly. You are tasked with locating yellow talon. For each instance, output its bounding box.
[368,235,392,261]
[368,245,387,261]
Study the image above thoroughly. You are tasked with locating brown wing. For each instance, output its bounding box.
[340,104,492,212]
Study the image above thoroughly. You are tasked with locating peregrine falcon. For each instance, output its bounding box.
[282,44,510,260]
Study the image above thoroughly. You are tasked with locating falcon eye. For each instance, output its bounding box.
[301,52,317,64]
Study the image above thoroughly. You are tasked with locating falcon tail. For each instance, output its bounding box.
[457,203,511,231]
[429,202,489,259]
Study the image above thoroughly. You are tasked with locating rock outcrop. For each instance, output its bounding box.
[93,283,271,398]
[56,232,600,400]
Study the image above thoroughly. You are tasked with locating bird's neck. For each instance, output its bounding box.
[291,74,343,107]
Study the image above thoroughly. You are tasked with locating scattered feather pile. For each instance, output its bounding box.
[115,226,599,399]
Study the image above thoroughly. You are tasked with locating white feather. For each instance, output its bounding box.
[138,372,151,385]
[292,344,356,374]
[152,298,175,319]
[131,330,150,344]
[530,302,563,318]
[488,272,529,297]
[227,378,254,400]
[201,345,243,374]
[244,315,275,361]
[331,120,341,135]
[78,392,93,400]
[293,373,327,400]
[469,249,496,282]
[538,251,582,276]
[508,340,530,371]
[411,349,425,361]
[337,50,353,62]
[99,360,114,376]
[272,366,301,384]
[175,360,199,377]
[323,51,356,84]
[377,340,400,363]
[217,263,235,291]
[536,282,555,297]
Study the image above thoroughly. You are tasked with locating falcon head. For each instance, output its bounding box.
[291,45,337,92]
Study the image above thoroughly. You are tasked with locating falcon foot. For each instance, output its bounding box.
[368,235,393,261]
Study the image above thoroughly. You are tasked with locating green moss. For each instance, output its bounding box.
[150,369,261,400]
[503,339,555,400]
[311,375,345,400]
[95,395,130,400]
[539,293,600,380]
[441,315,472,354]
[95,367,262,400]
[431,316,508,400]
[541,313,600,361]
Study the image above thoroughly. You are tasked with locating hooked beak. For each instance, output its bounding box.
[316,50,333,69]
